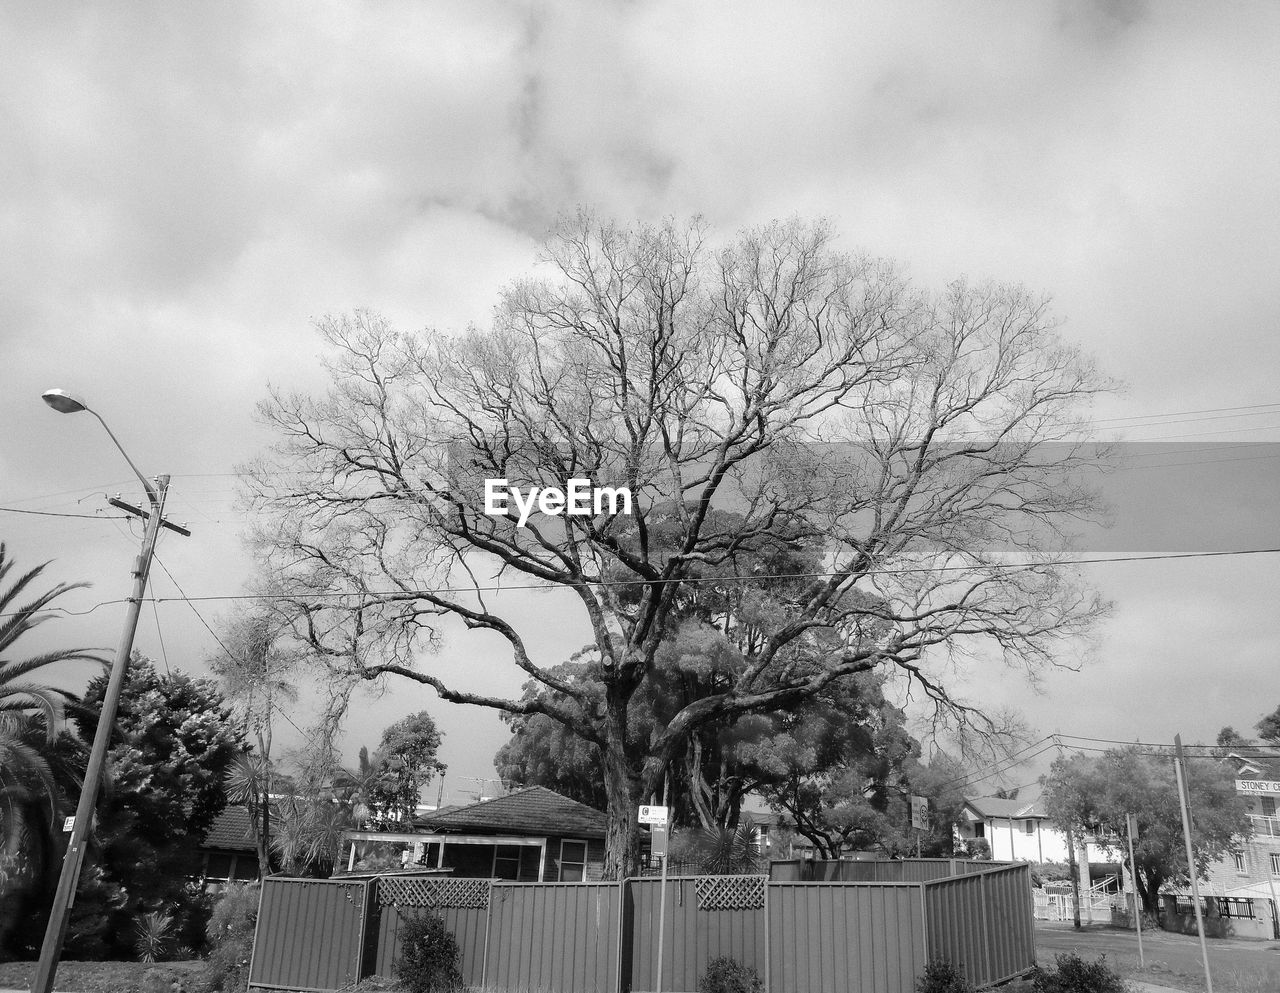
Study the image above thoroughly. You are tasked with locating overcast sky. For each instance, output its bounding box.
[3,1,1278,805]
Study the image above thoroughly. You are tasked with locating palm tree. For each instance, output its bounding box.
[0,543,106,951]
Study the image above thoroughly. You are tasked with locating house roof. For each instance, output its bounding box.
[964,796,1046,820]
[415,786,607,839]
[1228,749,1280,778]
[202,805,261,853]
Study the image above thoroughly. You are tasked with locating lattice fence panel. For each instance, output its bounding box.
[376,876,491,909]
[694,875,766,910]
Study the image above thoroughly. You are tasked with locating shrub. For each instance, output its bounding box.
[396,911,463,993]
[916,959,973,993]
[699,956,763,993]
[1030,952,1130,993]
[199,884,259,993]
[135,911,176,963]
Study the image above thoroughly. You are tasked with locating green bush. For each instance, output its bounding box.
[699,956,763,993]
[396,911,463,993]
[916,959,973,993]
[1030,952,1129,993]
[199,884,259,993]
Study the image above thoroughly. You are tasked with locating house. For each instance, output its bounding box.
[957,795,1121,887]
[198,805,263,891]
[958,796,1062,862]
[339,785,608,881]
[1198,755,1280,913]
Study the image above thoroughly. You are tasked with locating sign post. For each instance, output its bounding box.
[910,796,929,859]
[639,805,670,993]
[1125,812,1144,968]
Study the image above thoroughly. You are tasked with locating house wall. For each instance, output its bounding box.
[957,816,1117,867]
[1200,787,1280,898]
[543,836,607,882]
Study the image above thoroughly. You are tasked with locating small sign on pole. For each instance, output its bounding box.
[62,816,75,833]
[910,796,929,831]
[638,804,669,826]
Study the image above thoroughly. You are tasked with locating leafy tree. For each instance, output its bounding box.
[755,683,975,859]
[54,655,243,957]
[0,544,105,958]
[1256,706,1280,745]
[1041,747,1250,914]
[245,214,1111,876]
[368,711,445,824]
[496,698,610,812]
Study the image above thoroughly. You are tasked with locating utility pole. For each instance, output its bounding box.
[31,477,188,993]
[1174,734,1213,993]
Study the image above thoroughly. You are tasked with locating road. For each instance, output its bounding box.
[1037,922,1280,991]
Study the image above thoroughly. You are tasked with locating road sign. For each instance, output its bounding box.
[1126,812,1139,841]
[62,816,74,833]
[638,804,669,826]
[910,796,929,830]
[651,825,668,857]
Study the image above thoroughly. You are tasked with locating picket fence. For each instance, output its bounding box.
[247,860,1033,993]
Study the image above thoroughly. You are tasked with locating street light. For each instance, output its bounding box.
[31,390,176,993]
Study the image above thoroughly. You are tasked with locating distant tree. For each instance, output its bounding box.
[370,711,446,824]
[1041,747,1250,914]
[211,608,302,876]
[496,701,610,811]
[1256,706,1280,745]
[0,545,106,959]
[54,655,242,958]
[755,676,918,858]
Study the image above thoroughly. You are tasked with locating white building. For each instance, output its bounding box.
[957,796,1120,876]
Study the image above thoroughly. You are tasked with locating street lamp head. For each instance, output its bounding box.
[42,389,89,414]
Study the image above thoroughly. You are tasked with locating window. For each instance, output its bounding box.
[1024,820,1035,835]
[1233,851,1246,873]
[559,839,588,882]
[1262,797,1277,818]
[1269,853,1280,876]
[493,845,522,880]
[972,822,985,838]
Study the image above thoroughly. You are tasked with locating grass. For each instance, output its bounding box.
[0,961,203,993]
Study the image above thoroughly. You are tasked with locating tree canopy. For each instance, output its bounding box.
[55,655,242,958]
[1041,747,1250,914]
[246,213,1111,876]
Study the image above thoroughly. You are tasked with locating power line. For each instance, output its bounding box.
[151,554,307,738]
[5,544,1280,621]
[0,506,130,520]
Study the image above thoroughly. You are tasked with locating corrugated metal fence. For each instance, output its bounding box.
[249,861,1033,993]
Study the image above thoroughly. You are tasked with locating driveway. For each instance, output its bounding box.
[1036,921,1280,992]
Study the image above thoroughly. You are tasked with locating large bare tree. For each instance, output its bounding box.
[244,213,1110,877]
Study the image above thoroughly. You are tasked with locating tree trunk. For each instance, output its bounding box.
[1067,827,1081,929]
[600,704,643,880]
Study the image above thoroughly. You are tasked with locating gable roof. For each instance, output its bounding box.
[416,786,607,839]
[964,796,1046,820]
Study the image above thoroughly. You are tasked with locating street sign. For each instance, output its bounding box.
[1126,813,1139,841]
[638,804,669,826]
[1236,779,1280,794]
[910,796,929,830]
[651,825,668,857]
[62,816,74,833]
